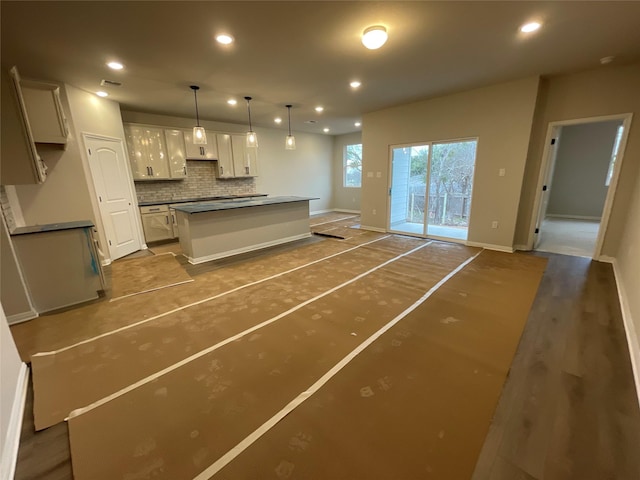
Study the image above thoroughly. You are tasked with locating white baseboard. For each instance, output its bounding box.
[332,209,360,214]
[513,244,530,251]
[0,363,28,480]
[465,241,515,253]
[609,258,640,409]
[310,209,332,216]
[6,309,38,325]
[359,225,386,233]
[546,214,601,221]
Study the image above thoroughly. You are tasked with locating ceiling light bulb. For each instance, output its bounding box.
[227,99,237,105]
[355,122,361,127]
[107,61,124,70]
[216,34,234,45]
[520,22,541,33]
[96,91,109,97]
[350,81,362,89]
[323,128,330,133]
[362,25,388,49]
[315,106,324,113]
[274,117,282,124]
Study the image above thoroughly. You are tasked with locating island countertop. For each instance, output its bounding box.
[138,193,268,207]
[172,196,318,214]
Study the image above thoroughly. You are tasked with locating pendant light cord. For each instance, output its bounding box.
[245,96,253,131]
[287,105,292,136]
[191,86,201,127]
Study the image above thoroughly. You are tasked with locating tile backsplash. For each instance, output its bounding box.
[134,160,256,203]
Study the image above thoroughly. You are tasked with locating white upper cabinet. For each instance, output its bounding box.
[183,129,218,160]
[164,129,187,179]
[20,80,69,145]
[216,133,235,178]
[231,134,259,177]
[0,66,47,184]
[124,124,170,180]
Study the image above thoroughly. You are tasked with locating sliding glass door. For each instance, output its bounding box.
[389,139,477,241]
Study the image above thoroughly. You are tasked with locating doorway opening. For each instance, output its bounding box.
[388,139,477,241]
[532,114,631,258]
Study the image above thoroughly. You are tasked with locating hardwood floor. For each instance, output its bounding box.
[12,251,640,479]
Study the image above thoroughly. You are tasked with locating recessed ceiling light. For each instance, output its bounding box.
[216,34,234,45]
[323,128,330,133]
[96,91,109,97]
[315,106,324,113]
[350,81,362,89]
[227,99,237,105]
[355,122,361,127]
[600,56,615,65]
[274,117,282,124]
[520,22,541,33]
[107,61,124,70]
[362,25,388,49]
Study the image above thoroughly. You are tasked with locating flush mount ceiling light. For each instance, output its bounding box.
[227,98,237,105]
[96,91,109,97]
[245,96,258,148]
[520,21,542,33]
[190,85,207,145]
[323,127,330,133]
[274,117,282,124]
[355,122,361,127]
[350,80,362,89]
[362,25,388,49]
[315,106,324,113]
[216,34,234,45]
[107,61,124,70]
[285,105,296,150]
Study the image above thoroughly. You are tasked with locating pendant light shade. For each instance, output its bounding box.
[285,104,296,150]
[190,85,207,145]
[245,96,258,148]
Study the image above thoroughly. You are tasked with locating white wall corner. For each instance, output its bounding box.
[6,310,38,326]
[360,225,386,233]
[0,363,28,480]
[513,244,530,251]
[610,259,640,409]
[465,241,515,253]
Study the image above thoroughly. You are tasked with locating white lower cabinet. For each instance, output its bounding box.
[170,208,179,239]
[140,205,173,242]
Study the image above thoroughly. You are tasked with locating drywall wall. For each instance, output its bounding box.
[547,120,622,219]
[0,306,26,479]
[121,111,333,214]
[360,76,540,249]
[615,158,640,405]
[333,132,362,212]
[514,62,640,255]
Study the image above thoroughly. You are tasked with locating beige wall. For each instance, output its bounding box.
[514,62,640,255]
[361,76,540,248]
[0,306,25,477]
[121,111,334,214]
[333,132,362,212]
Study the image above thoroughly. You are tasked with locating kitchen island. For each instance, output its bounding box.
[173,196,317,264]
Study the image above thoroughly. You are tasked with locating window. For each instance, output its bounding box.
[605,125,624,187]
[343,143,362,187]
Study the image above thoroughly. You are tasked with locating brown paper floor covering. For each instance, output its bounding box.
[109,253,193,300]
[148,242,183,257]
[11,234,385,360]
[66,241,486,479]
[311,215,362,240]
[309,212,358,227]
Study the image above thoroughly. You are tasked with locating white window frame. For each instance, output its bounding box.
[343,143,362,188]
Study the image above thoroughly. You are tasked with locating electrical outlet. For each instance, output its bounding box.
[499,168,506,177]
[373,209,377,215]
[491,221,499,229]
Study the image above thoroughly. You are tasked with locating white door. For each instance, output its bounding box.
[533,127,561,249]
[84,135,141,260]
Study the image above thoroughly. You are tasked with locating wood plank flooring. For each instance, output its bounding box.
[12,250,640,480]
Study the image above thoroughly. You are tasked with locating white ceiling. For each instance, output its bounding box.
[2,1,640,135]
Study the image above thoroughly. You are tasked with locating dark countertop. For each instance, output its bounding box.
[138,193,268,207]
[11,220,94,236]
[173,196,318,214]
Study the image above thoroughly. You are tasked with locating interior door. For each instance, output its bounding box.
[534,127,561,249]
[84,135,141,261]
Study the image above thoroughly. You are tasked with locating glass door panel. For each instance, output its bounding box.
[426,140,477,240]
[389,145,429,235]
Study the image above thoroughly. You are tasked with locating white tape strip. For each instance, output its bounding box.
[192,249,483,480]
[34,235,391,358]
[67,240,434,420]
[109,279,194,302]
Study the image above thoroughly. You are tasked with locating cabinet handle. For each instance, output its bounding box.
[183,166,187,175]
[150,166,154,176]
[146,166,150,175]
[220,166,224,175]
[172,214,175,224]
[166,215,169,224]
[245,166,250,175]
[149,208,160,211]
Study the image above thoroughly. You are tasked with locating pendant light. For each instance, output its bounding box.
[245,96,258,148]
[190,85,207,145]
[285,104,295,150]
